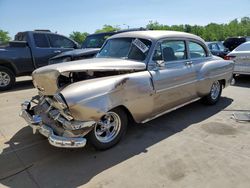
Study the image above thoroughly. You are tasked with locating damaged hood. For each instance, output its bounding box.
[32,58,146,95]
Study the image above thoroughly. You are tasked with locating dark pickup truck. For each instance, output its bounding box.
[0,30,79,90]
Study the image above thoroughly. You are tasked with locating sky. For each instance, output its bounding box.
[1,0,250,38]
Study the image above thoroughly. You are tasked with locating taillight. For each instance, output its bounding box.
[224,55,236,60]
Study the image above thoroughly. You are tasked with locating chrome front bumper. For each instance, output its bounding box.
[20,101,87,148]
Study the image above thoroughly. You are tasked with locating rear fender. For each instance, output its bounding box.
[196,59,234,96]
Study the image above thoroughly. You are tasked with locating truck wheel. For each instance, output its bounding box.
[202,80,222,105]
[88,108,128,150]
[0,66,15,91]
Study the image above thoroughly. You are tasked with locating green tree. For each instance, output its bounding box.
[69,31,89,44]
[95,25,120,33]
[145,17,250,41]
[0,29,11,45]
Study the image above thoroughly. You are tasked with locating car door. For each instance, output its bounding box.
[149,39,198,114]
[32,33,77,68]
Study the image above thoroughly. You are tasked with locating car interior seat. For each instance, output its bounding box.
[163,47,177,61]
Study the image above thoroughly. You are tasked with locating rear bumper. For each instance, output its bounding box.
[20,100,87,148]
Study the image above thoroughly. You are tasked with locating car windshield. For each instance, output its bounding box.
[81,34,112,48]
[96,38,151,61]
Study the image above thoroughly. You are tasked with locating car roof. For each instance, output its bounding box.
[109,30,204,42]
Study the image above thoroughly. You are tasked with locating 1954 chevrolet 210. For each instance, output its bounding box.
[20,31,234,150]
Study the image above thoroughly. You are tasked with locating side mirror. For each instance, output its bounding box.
[224,48,229,52]
[156,60,165,67]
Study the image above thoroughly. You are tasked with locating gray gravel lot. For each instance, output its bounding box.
[0,76,250,188]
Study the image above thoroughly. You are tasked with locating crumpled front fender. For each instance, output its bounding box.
[61,71,154,122]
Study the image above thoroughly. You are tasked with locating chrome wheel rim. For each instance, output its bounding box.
[0,71,10,87]
[211,81,220,100]
[95,112,121,143]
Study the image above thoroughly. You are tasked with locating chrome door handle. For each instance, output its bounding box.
[185,61,193,66]
[54,50,61,53]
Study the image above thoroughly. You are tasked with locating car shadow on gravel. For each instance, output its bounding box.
[0,97,233,188]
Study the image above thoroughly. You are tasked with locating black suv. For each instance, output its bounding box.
[49,28,146,64]
[223,36,250,51]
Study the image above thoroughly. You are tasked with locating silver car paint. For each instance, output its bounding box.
[32,58,147,95]
[31,31,234,124]
[227,42,250,75]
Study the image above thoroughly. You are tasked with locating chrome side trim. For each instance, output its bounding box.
[141,98,200,123]
[198,71,233,81]
[156,80,196,94]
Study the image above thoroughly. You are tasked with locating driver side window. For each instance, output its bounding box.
[153,40,187,62]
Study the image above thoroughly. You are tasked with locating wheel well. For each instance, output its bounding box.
[114,105,136,125]
[219,79,226,88]
[0,62,16,75]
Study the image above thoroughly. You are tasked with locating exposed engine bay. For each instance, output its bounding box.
[57,70,136,88]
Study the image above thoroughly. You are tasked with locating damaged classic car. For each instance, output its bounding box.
[20,31,234,150]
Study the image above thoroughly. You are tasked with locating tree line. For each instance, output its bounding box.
[1,17,250,45]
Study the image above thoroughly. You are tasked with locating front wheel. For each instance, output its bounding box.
[202,80,222,105]
[88,108,128,150]
[0,66,16,91]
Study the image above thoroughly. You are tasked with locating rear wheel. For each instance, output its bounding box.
[202,80,222,105]
[0,66,15,91]
[88,108,128,150]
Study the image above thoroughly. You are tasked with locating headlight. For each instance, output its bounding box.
[53,93,68,109]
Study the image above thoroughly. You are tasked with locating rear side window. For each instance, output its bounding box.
[188,41,207,58]
[33,33,49,48]
[15,33,27,41]
[153,40,187,62]
[48,34,75,48]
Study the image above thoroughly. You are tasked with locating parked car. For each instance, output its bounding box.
[0,30,79,90]
[225,41,250,75]
[223,36,250,51]
[49,28,146,64]
[20,31,234,150]
[206,41,229,58]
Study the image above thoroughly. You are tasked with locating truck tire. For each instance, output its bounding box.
[0,66,16,91]
[88,108,128,150]
[202,80,222,105]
